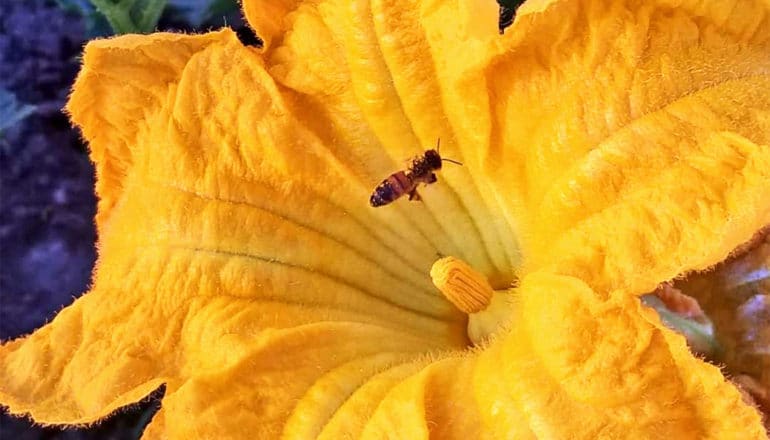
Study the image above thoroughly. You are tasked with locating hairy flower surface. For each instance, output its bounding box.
[2,0,770,438]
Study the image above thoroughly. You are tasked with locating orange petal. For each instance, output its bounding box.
[2,29,466,432]
[244,0,521,284]
[344,273,766,438]
[465,0,770,294]
[66,30,232,234]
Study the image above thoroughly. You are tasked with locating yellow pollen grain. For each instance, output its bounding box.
[430,256,494,314]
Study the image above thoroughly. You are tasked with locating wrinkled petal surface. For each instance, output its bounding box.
[359,272,766,439]
[479,0,770,295]
[1,0,769,438]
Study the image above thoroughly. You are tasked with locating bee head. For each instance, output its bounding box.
[424,149,443,170]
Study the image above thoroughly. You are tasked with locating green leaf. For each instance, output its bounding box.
[89,0,168,34]
[641,295,723,359]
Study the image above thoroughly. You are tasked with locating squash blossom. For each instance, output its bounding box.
[2,0,770,438]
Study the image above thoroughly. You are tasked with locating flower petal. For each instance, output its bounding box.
[144,323,436,438]
[541,131,770,294]
[349,273,766,438]
[1,28,468,431]
[509,272,766,438]
[66,31,231,234]
[243,0,770,293]
[3,0,769,438]
[243,0,523,285]
[451,0,770,293]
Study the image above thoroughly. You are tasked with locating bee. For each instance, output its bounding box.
[369,139,462,207]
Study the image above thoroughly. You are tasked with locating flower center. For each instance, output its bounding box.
[430,256,516,345]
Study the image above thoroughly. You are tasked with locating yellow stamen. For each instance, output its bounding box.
[430,256,494,313]
[431,256,517,345]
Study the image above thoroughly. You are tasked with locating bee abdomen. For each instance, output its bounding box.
[370,172,412,207]
[369,183,394,207]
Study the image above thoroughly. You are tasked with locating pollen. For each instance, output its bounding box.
[430,256,494,314]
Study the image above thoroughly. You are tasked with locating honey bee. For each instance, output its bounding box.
[369,139,462,207]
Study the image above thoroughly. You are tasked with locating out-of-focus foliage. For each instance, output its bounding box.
[0,89,36,138]
[641,294,721,358]
[56,0,113,37]
[497,0,525,33]
[676,232,770,400]
[166,0,239,27]
[497,0,525,6]
[88,0,168,34]
[56,0,239,35]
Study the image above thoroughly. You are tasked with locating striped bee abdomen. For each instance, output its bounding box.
[370,171,414,207]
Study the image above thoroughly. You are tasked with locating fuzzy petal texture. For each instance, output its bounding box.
[1,0,769,439]
[360,272,766,439]
[469,0,770,295]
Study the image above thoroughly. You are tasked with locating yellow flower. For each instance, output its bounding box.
[2,0,769,438]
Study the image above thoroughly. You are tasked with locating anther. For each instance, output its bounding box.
[430,256,494,314]
[431,256,517,345]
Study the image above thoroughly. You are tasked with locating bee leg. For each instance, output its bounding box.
[408,189,422,201]
[426,173,438,184]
